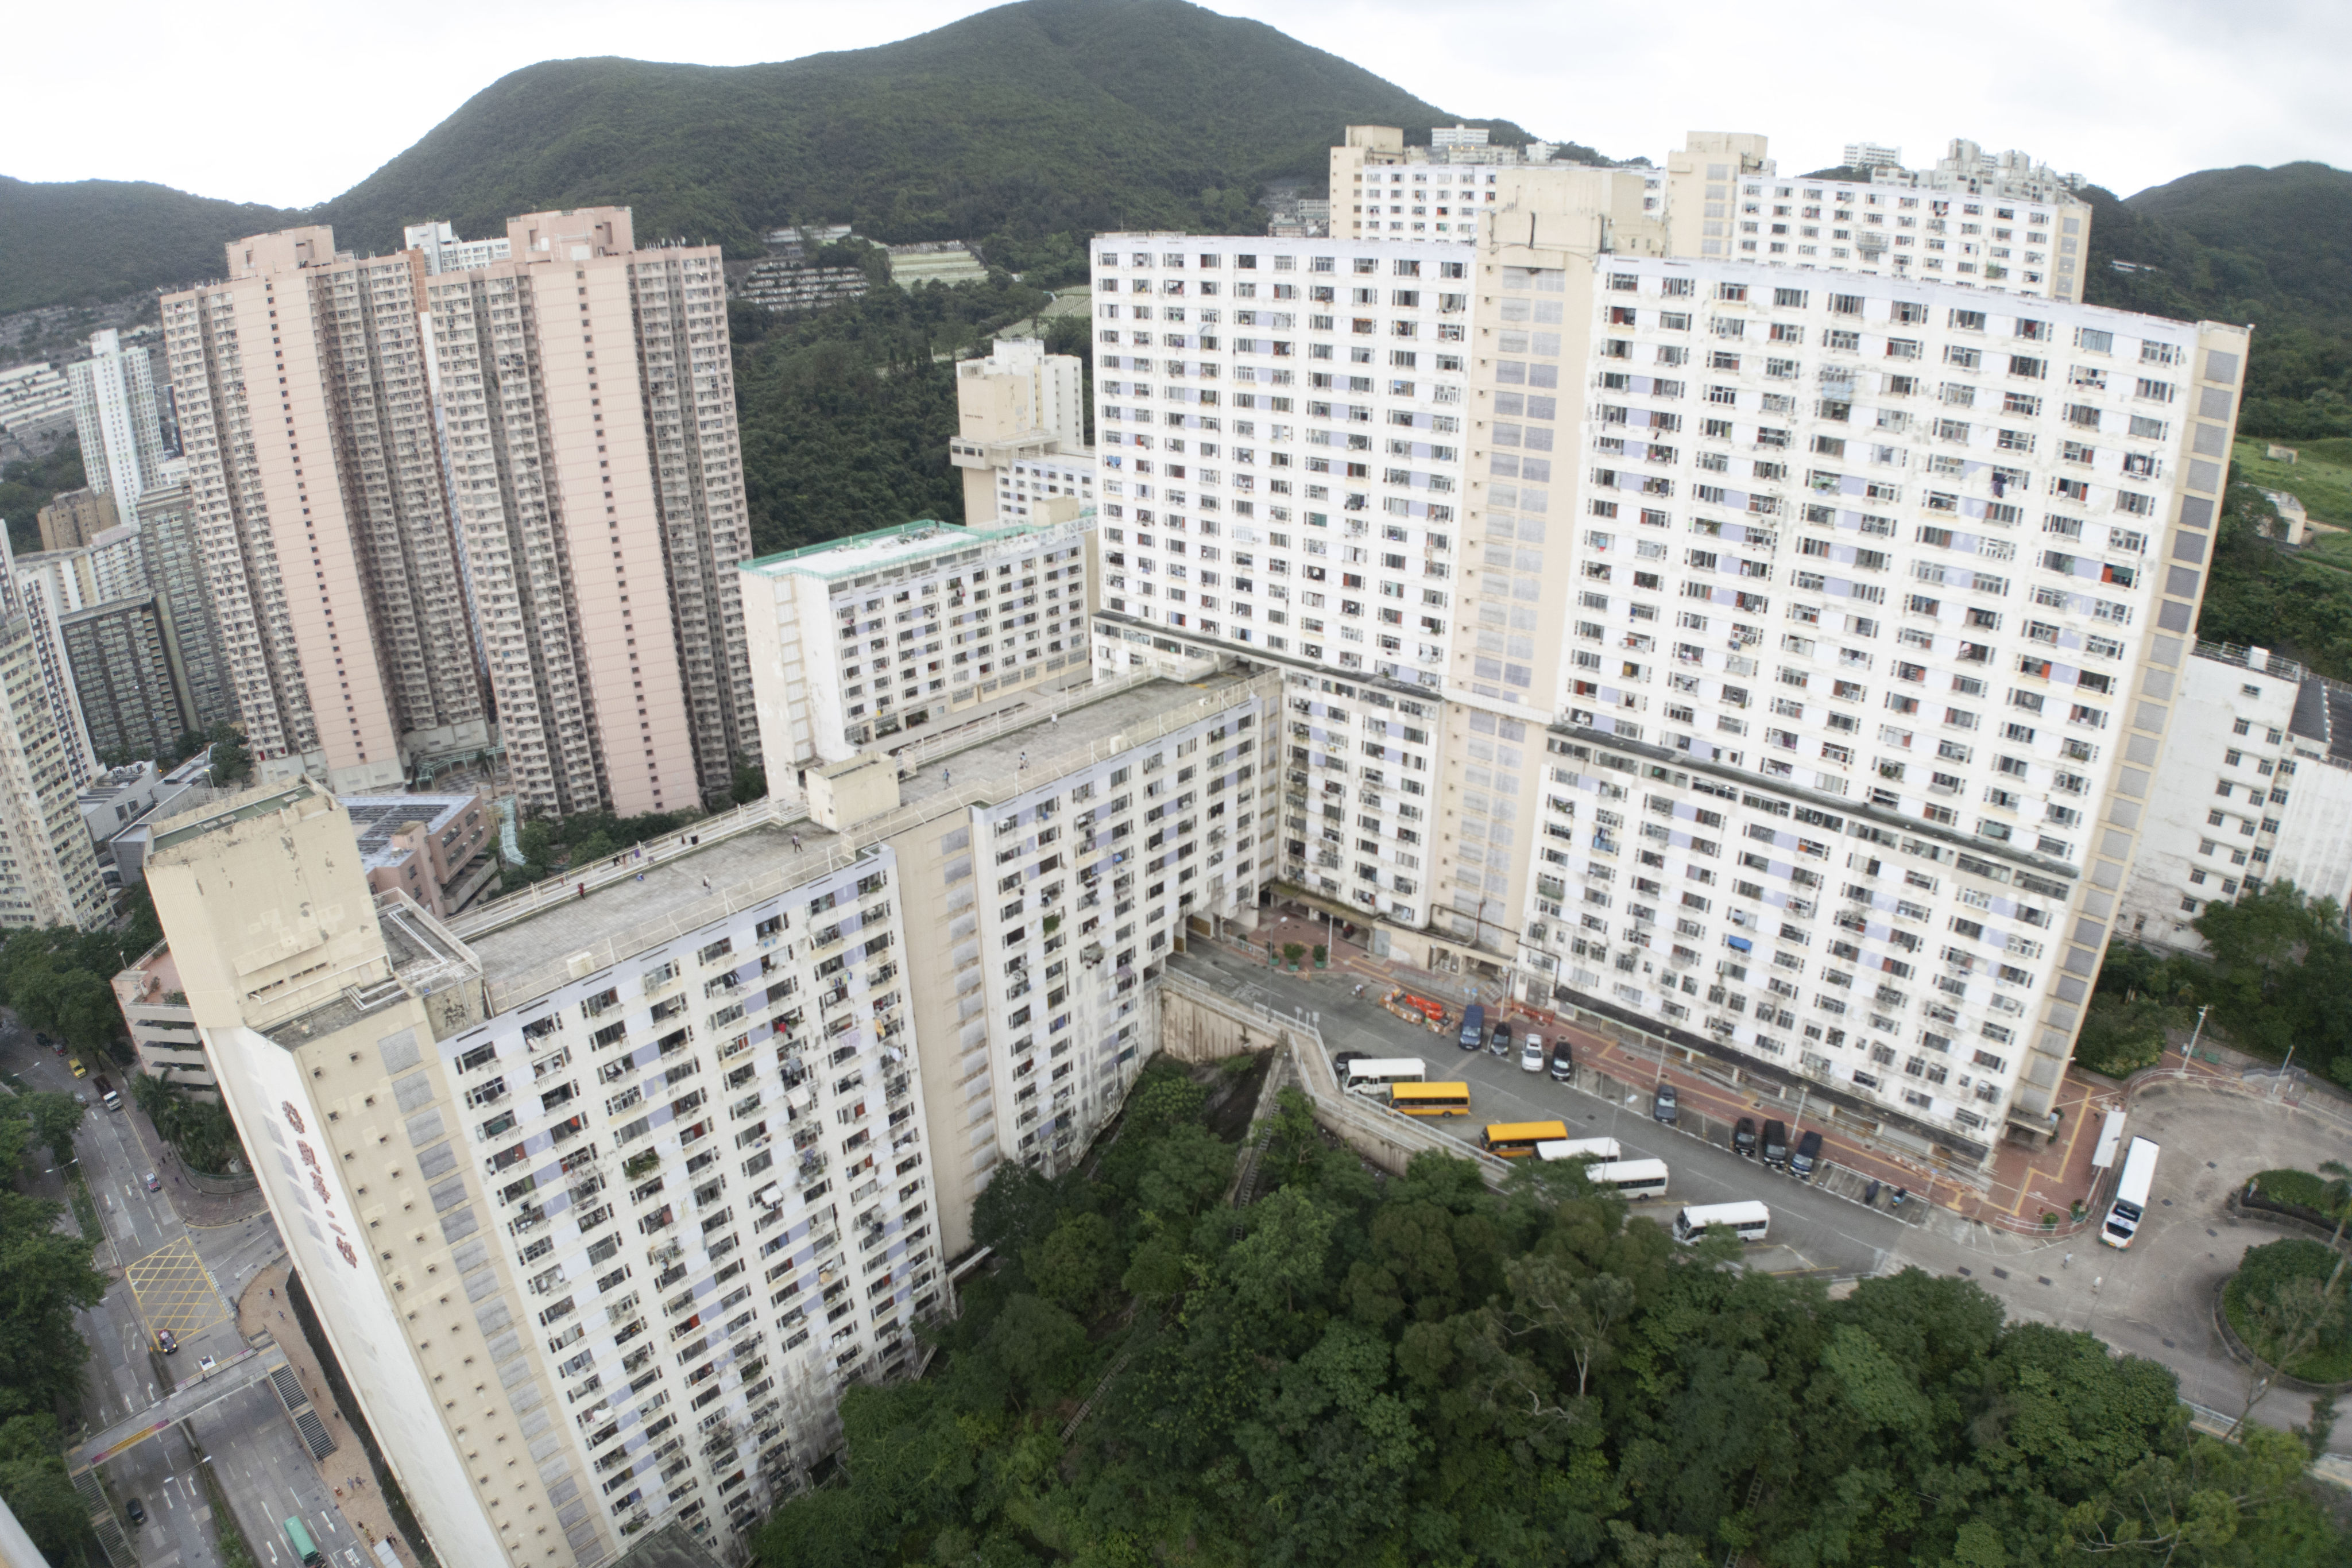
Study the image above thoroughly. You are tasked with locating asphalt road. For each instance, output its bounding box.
[6,1025,368,1566]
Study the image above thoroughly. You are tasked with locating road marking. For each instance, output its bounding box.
[123,1236,230,1339]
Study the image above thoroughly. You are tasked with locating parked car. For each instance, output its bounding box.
[1488,1021,1513,1059]
[34,1032,51,1048]
[145,1171,161,1193]
[67,1057,86,1079]
[125,1498,144,1526]
[1653,1085,1679,1125]
[1456,1004,1486,1052]
[1761,1120,1790,1170]
[1791,1129,1823,1181]
[156,1329,177,1354]
[1331,1051,1367,1081]
[1548,1041,1575,1083]
[1733,1117,1758,1158]
[1519,1036,1546,1073]
[198,1354,217,1376]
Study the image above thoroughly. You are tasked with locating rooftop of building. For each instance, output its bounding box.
[78,761,158,806]
[113,940,183,1006]
[457,669,1266,1007]
[463,818,848,1000]
[740,514,1084,582]
[342,792,481,869]
[893,667,1259,814]
[266,889,480,1048]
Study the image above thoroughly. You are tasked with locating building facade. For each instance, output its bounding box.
[148,781,942,1563]
[161,227,490,792]
[37,488,120,553]
[69,328,171,508]
[1662,132,2090,304]
[740,515,1095,771]
[949,337,1094,526]
[141,661,1272,1563]
[134,482,238,734]
[2113,644,2352,948]
[113,942,212,1095]
[58,593,187,761]
[344,790,500,917]
[0,607,109,928]
[405,220,514,275]
[423,207,758,816]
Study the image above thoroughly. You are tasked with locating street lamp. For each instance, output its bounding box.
[2183,1004,2210,1068]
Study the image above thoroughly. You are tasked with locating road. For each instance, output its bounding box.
[1172,940,2349,1451]
[6,1025,369,1566]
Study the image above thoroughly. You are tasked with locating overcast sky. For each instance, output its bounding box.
[12,0,2345,209]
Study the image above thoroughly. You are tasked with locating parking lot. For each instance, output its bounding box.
[1185,945,1918,1280]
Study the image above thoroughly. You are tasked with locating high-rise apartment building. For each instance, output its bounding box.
[58,593,185,761]
[423,207,758,816]
[135,482,238,733]
[1088,226,1560,932]
[0,602,109,929]
[1329,125,1575,242]
[949,337,1095,525]
[1662,132,2090,303]
[1442,239,2246,1157]
[69,328,171,508]
[141,663,1270,1563]
[2,533,102,787]
[162,228,490,792]
[1115,121,2236,1162]
[738,513,1094,771]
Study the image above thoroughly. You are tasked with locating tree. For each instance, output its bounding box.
[0,1414,92,1562]
[730,764,767,805]
[0,1193,108,1416]
[1026,1211,1116,1318]
[201,720,252,787]
[1134,1123,1234,1219]
[981,1294,1084,1411]
[20,1093,83,1168]
[1224,1186,1333,1317]
[2231,1271,2346,1436]
[1500,1256,1637,1401]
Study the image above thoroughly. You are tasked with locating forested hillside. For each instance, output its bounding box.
[2088,161,2352,439]
[315,0,1548,264]
[753,1062,2347,1567]
[0,176,295,313]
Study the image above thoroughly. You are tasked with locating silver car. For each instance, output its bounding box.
[1519,1037,1546,1073]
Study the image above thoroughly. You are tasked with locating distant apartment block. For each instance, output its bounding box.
[404,219,513,274]
[133,483,237,734]
[59,593,185,761]
[740,514,1094,770]
[0,361,72,436]
[36,487,118,553]
[1663,132,2090,303]
[163,227,491,793]
[2115,644,2352,948]
[423,207,759,816]
[69,328,171,507]
[0,602,109,929]
[950,336,1094,525]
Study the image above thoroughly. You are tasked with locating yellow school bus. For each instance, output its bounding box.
[1388,1082,1472,1117]
[1480,1119,1570,1157]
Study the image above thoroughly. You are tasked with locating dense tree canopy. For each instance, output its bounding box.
[756,1067,2347,1567]
[2096,880,2352,1088]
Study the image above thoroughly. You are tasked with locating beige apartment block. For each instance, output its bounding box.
[738,513,1095,773]
[1664,131,2090,303]
[36,487,118,552]
[147,780,941,1563]
[142,666,1272,1561]
[162,229,489,791]
[424,208,757,816]
[950,337,1093,525]
[1432,215,2246,1159]
[69,328,171,508]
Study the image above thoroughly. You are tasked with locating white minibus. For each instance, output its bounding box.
[1672,1201,1771,1244]
[2100,1137,2160,1248]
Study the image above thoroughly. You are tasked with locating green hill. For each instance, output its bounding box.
[2085,160,2352,439]
[314,0,1553,261]
[0,177,296,314]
